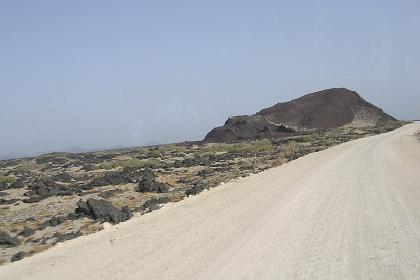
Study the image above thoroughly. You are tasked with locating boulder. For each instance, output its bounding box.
[0,232,20,246]
[75,199,132,224]
[11,251,26,262]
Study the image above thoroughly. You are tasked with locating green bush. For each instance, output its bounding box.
[94,158,162,170]
[202,140,274,154]
[302,134,317,143]
[120,158,162,169]
[317,138,329,145]
[0,209,10,216]
[97,162,117,170]
[0,175,15,184]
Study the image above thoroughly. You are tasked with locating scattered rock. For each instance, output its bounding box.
[75,199,132,224]
[99,189,124,199]
[11,251,26,262]
[30,238,42,244]
[18,227,35,237]
[197,169,212,177]
[174,158,198,168]
[136,171,169,193]
[65,212,80,220]
[0,198,21,205]
[22,196,43,203]
[185,182,207,196]
[89,172,132,187]
[138,195,171,213]
[37,216,67,230]
[47,216,67,227]
[53,231,82,242]
[25,178,73,199]
[9,178,26,189]
[0,232,20,247]
[52,172,73,183]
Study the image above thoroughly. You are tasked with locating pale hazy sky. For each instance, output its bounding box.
[1,0,419,156]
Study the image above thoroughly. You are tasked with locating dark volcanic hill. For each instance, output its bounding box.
[204,88,396,143]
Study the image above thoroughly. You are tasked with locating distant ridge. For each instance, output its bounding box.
[204,88,396,142]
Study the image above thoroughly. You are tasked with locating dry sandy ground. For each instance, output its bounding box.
[1,122,420,280]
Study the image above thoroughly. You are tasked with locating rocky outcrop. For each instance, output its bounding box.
[75,199,132,224]
[25,178,73,200]
[204,88,396,142]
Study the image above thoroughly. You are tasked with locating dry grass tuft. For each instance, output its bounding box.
[29,244,51,254]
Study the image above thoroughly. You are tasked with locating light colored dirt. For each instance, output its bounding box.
[1,123,420,280]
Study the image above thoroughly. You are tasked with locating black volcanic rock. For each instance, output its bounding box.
[18,227,35,237]
[75,199,132,224]
[9,178,26,189]
[136,170,169,193]
[138,195,171,213]
[11,251,26,262]
[0,232,19,247]
[204,88,396,142]
[25,178,73,199]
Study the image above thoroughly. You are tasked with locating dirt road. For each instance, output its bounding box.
[1,123,420,280]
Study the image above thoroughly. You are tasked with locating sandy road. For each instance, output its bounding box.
[1,123,420,280]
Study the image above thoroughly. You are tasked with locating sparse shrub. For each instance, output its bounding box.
[282,141,298,158]
[302,134,317,143]
[0,175,15,184]
[96,162,116,170]
[93,158,162,170]
[201,140,273,155]
[317,138,329,146]
[120,158,162,169]
[0,208,10,216]
[14,161,44,172]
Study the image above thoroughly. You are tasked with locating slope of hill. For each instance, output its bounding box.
[204,88,396,142]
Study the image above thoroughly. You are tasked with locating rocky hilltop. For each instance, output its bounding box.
[204,88,396,142]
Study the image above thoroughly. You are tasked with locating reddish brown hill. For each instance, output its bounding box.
[204,88,396,143]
